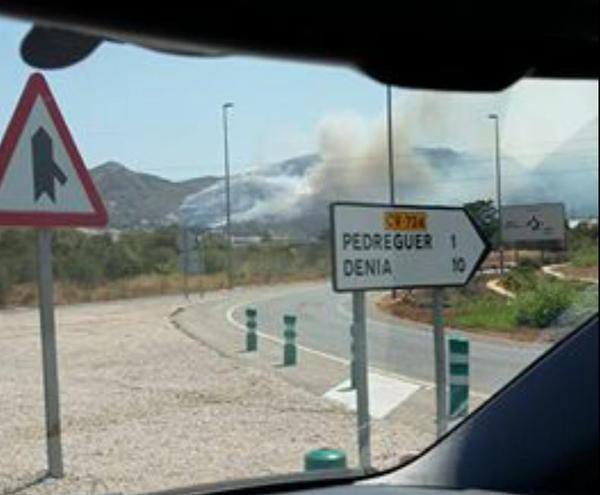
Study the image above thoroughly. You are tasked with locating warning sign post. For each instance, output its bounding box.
[0,73,108,477]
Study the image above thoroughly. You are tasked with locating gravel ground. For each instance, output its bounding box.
[1,290,433,495]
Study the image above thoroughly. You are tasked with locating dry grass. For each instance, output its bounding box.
[557,264,598,281]
[3,271,327,308]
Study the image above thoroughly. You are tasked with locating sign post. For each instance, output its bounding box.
[36,229,63,477]
[432,288,447,437]
[179,228,205,299]
[352,291,371,470]
[0,73,108,477]
[330,202,489,449]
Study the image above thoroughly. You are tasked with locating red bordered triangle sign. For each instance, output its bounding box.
[0,73,108,227]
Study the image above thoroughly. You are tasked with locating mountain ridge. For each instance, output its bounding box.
[91,161,220,228]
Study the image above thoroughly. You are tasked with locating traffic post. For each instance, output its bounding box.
[283,314,297,366]
[448,335,470,419]
[304,448,348,471]
[0,73,108,477]
[245,307,258,351]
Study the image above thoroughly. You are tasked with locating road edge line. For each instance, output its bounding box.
[225,302,466,394]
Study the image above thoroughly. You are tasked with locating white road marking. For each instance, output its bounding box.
[223,291,492,399]
[224,301,435,390]
[226,302,349,366]
[323,373,421,419]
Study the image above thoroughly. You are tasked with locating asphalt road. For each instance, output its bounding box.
[230,282,551,395]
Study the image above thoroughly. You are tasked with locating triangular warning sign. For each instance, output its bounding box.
[0,73,108,227]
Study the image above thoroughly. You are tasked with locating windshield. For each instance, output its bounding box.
[0,15,598,495]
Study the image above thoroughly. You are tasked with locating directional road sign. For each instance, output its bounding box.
[330,202,490,292]
[0,72,107,227]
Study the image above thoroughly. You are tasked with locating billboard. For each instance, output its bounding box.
[501,203,566,250]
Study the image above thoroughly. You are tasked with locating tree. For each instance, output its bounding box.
[464,199,499,246]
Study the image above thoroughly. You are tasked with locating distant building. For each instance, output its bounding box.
[232,235,262,245]
[568,217,598,229]
[76,227,122,241]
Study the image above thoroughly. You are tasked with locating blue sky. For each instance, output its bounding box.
[0,17,389,180]
[0,15,598,184]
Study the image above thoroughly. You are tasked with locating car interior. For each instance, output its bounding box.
[0,1,597,494]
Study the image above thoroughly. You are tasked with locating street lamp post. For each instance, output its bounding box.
[223,102,234,289]
[387,85,395,205]
[387,85,398,299]
[489,114,504,275]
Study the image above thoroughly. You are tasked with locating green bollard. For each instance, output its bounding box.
[283,314,297,366]
[245,307,257,352]
[304,448,347,471]
[448,335,469,418]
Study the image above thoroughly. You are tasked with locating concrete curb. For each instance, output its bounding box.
[542,263,598,284]
[485,278,515,299]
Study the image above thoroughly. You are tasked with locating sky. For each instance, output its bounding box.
[0,15,598,183]
[0,17,387,180]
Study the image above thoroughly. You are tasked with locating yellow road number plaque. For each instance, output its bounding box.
[384,211,427,231]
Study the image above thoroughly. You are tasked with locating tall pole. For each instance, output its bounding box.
[386,85,395,205]
[489,114,504,275]
[223,102,234,289]
[387,85,397,299]
[181,227,190,300]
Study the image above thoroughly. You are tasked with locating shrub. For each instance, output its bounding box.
[452,294,518,331]
[518,257,543,270]
[62,253,104,287]
[570,242,598,268]
[515,280,576,328]
[502,266,538,292]
[0,265,11,306]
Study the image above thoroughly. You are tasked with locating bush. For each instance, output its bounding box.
[570,242,598,268]
[502,266,538,292]
[0,265,11,306]
[515,280,576,328]
[62,253,104,287]
[105,243,144,279]
[451,295,518,331]
[518,257,543,270]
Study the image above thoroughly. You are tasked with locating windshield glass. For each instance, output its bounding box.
[0,16,598,495]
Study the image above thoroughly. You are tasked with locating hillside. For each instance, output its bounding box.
[90,139,598,232]
[91,161,219,228]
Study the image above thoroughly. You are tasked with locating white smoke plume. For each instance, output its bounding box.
[179,79,598,229]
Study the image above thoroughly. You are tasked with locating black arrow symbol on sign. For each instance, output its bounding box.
[32,127,68,203]
[527,215,543,231]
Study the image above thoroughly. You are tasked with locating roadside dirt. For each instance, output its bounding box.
[1,289,433,495]
[481,249,564,269]
[555,264,598,282]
